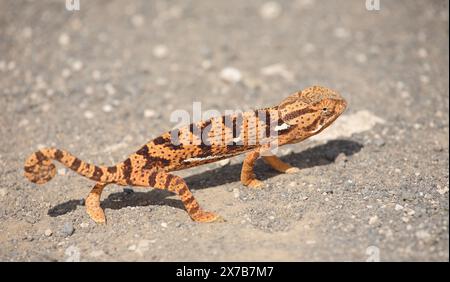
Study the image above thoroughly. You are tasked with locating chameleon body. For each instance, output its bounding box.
[24,86,347,223]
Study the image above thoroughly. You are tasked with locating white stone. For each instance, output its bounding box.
[369,215,379,225]
[84,111,95,119]
[260,2,282,19]
[233,188,240,199]
[44,229,52,237]
[57,168,67,176]
[220,67,242,84]
[161,222,168,228]
[144,109,156,118]
[394,204,404,211]
[71,60,83,71]
[102,104,113,112]
[0,188,8,198]
[153,45,169,59]
[437,185,449,195]
[58,33,70,46]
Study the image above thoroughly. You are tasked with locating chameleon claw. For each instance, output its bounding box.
[191,210,224,223]
[247,179,264,189]
[285,167,301,174]
[86,206,107,224]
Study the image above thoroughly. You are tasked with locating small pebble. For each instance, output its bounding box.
[374,139,385,147]
[437,185,449,195]
[84,111,94,119]
[161,222,168,228]
[220,67,242,84]
[61,222,74,237]
[80,222,89,228]
[71,60,83,71]
[144,109,156,118]
[0,188,7,197]
[57,168,67,176]
[395,204,404,211]
[153,45,169,59]
[44,229,52,237]
[233,188,240,199]
[102,104,113,112]
[58,33,70,46]
[335,152,348,163]
[260,2,282,20]
[369,215,379,225]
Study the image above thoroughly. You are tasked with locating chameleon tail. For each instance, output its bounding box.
[24,148,118,184]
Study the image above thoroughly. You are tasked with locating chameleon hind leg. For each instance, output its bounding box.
[262,155,300,174]
[147,170,224,223]
[85,182,107,224]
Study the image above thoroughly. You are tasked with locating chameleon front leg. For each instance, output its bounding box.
[148,170,224,223]
[240,150,264,188]
[262,155,300,174]
[85,182,107,224]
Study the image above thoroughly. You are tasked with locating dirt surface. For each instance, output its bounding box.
[0,0,448,261]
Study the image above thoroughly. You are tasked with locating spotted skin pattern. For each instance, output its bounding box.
[24,86,347,223]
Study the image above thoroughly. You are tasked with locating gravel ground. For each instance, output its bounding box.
[0,0,448,261]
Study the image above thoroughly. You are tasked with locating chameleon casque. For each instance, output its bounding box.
[24,86,347,223]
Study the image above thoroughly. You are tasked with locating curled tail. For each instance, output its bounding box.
[24,148,119,184]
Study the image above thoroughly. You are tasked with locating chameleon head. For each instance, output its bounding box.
[277,86,347,140]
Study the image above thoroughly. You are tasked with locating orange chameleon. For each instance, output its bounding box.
[24,86,347,223]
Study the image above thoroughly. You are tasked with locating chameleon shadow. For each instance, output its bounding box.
[48,139,362,217]
[47,189,182,217]
[184,139,363,190]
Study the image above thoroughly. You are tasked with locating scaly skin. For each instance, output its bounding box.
[24,85,347,223]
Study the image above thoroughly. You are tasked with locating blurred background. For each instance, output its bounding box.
[0,0,448,261]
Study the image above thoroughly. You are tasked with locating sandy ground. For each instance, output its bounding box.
[0,0,448,261]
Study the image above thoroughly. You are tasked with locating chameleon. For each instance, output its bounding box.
[24,85,347,223]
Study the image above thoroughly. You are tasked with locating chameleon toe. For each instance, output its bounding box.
[285,167,301,174]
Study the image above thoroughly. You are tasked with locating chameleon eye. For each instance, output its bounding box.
[322,107,328,112]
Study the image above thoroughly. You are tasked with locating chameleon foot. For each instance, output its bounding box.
[191,210,224,223]
[85,182,106,224]
[86,206,106,224]
[247,179,264,189]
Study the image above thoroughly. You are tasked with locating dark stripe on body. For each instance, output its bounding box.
[148,170,158,187]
